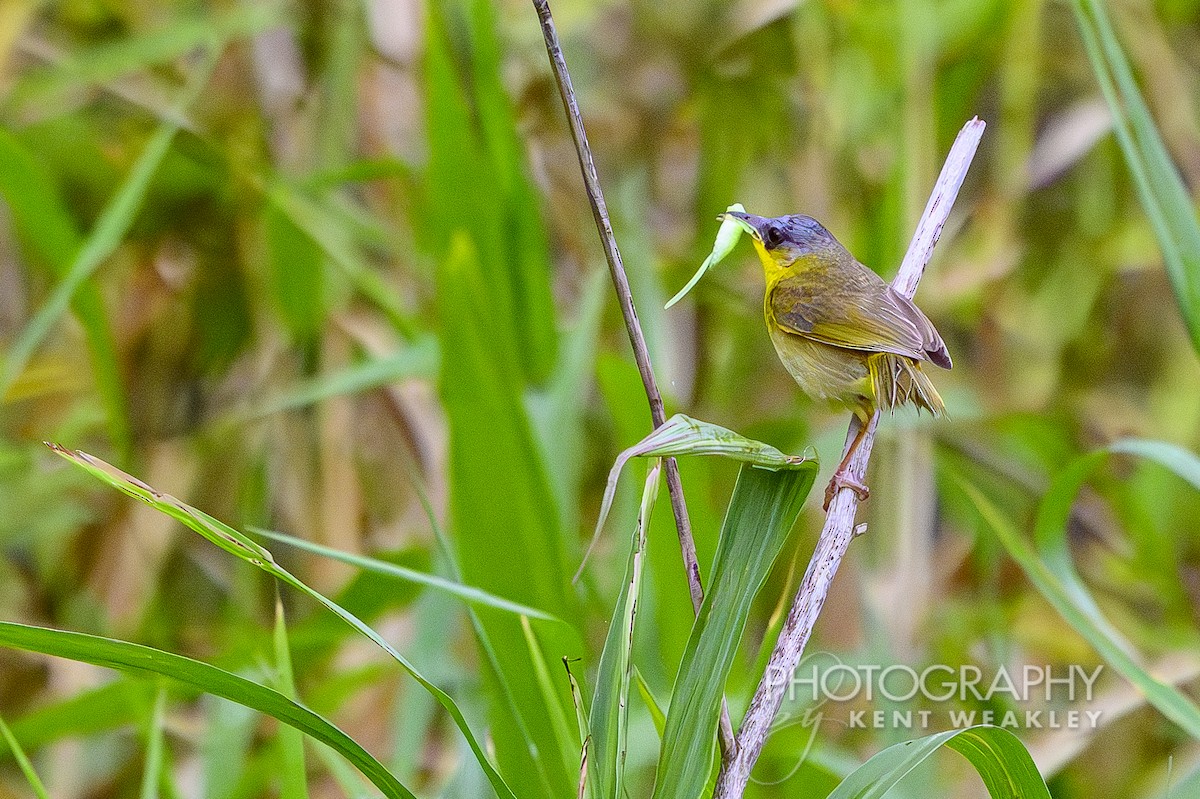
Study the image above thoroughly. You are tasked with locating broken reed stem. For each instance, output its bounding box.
[531,0,737,756]
[715,117,986,797]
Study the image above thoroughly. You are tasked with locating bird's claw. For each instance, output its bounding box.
[823,471,869,511]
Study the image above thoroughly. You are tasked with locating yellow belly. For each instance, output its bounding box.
[767,324,871,409]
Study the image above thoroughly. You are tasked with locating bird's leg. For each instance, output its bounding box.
[824,415,871,510]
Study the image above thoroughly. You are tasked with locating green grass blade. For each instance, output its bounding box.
[633,668,666,740]
[47,444,518,799]
[589,460,661,799]
[412,459,564,795]
[0,47,217,398]
[521,616,581,779]
[1,679,155,757]
[464,0,558,382]
[826,725,1050,799]
[0,712,50,799]
[138,686,168,799]
[6,5,282,116]
[0,622,413,799]
[528,269,608,534]
[0,127,129,457]
[273,597,309,799]
[652,463,817,799]
[249,526,559,622]
[957,467,1200,740]
[266,186,415,338]
[564,659,592,799]
[229,336,438,423]
[1072,0,1200,351]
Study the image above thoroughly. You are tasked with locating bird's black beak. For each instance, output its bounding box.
[719,211,772,242]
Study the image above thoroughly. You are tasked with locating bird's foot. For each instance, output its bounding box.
[823,470,869,511]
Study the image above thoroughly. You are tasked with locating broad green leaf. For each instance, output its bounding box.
[0,622,413,799]
[528,269,608,534]
[437,234,581,796]
[422,2,510,338]
[466,0,558,382]
[1072,0,1200,352]
[957,441,1200,740]
[47,444,518,799]
[1,679,154,757]
[264,191,327,344]
[0,47,217,398]
[0,712,49,799]
[826,725,1050,799]
[0,127,129,457]
[652,463,817,799]
[589,460,661,799]
[422,0,557,385]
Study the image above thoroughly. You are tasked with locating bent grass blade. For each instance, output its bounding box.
[47,444,518,799]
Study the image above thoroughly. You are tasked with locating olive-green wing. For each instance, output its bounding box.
[769,265,951,368]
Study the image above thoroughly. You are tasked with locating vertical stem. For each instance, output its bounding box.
[531,0,737,756]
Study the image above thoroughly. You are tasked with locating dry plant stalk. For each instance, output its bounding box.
[715,117,987,797]
[531,0,738,754]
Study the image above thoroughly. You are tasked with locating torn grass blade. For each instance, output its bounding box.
[588,459,661,799]
[665,203,747,309]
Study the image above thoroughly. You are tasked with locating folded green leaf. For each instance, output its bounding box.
[581,414,815,579]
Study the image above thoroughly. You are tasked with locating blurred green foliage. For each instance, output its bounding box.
[1,0,1200,797]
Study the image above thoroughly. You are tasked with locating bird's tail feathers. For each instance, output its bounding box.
[870,354,946,417]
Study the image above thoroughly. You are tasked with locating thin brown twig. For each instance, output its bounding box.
[531,0,738,756]
[714,117,986,797]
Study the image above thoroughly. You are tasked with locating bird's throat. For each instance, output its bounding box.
[751,239,791,287]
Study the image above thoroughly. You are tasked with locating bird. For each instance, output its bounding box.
[723,211,952,510]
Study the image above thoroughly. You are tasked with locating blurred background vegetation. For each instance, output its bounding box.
[1,0,1200,797]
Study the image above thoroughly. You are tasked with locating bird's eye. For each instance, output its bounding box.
[763,225,783,248]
